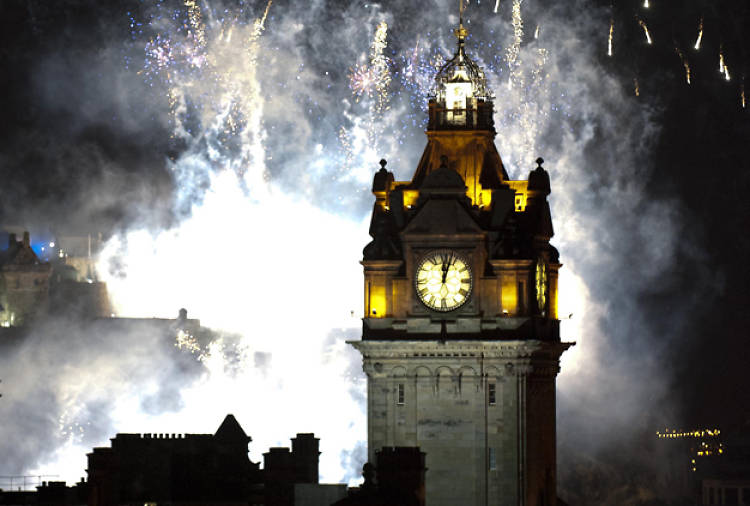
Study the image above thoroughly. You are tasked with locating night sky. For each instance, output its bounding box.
[0,0,748,503]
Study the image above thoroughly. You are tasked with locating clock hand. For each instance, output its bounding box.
[441,262,449,283]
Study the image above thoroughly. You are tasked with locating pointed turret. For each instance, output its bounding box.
[214,414,251,444]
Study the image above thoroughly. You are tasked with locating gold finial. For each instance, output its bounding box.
[454,0,468,41]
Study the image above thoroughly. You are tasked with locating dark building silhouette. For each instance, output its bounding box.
[263,433,341,506]
[333,447,426,506]
[86,414,263,506]
[0,480,87,506]
[0,416,345,506]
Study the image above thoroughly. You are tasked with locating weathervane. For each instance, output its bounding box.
[454,0,468,43]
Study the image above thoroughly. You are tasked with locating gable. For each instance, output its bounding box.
[401,198,483,238]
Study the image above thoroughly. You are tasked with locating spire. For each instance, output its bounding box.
[454,0,468,46]
[433,2,489,99]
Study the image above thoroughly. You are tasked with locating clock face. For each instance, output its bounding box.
[415,250,472,312]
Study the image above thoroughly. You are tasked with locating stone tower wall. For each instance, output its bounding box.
[355,340,567,506]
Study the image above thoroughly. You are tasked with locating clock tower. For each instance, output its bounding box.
[349,14,572,506]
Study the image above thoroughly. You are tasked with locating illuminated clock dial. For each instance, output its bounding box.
[536,256,547,314]
[415,250,472,312]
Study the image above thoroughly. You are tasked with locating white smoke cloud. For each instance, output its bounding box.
[2,1,699,501]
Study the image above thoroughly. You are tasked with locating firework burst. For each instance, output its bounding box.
[348,64,377,101]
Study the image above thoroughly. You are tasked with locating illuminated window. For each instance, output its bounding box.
[488,383,496,405]
[488,448,496,470]
[397,383,405,405]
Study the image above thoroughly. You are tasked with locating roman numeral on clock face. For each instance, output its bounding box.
[416,250,472,312]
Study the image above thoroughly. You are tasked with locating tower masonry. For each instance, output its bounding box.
[349,14,573,506]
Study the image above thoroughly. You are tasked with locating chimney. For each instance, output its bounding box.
[291,433,320,484]
[22,231,30,247]
[8,233,16,247]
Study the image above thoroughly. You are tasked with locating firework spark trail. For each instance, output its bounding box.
[345,22,391,112]
[718,47,730,81]
[405,37,420,81]
[694,15,703,50]
[370,21,391,118]
[506,0,524,90]
[742,80,746,108]
[399,37,435,102]
[638,18,652,45]
[493,0,552,173]
[138,0,274,197]
[206,1,270,188]
[343,21,392,173]
[396,39,443,132]
[675,47,691,84]
[514,45,551,165]
[259,0,272,26]
[494,0,500,13]
[534,25,539,39]
[338,126,354,172]
[185,0,206,49]
[634,77,640,96]
[605,6,748,94]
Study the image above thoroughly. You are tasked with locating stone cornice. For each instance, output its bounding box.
[347,339,573,360]
[360,259,403,271]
